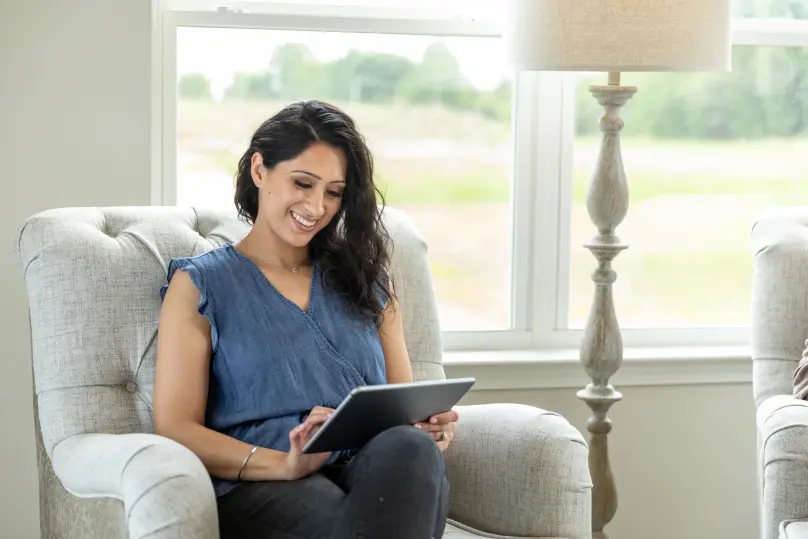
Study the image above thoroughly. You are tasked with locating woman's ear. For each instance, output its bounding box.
[250,152,265,188]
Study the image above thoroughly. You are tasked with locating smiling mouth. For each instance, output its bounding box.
[291,211,317,231]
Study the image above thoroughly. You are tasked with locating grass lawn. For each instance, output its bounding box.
[569,250,753,328]
[178,99,808,329]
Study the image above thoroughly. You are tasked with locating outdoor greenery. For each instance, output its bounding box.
[578,47,808,140]
[180,41,808,142]
[211,42,512,122]
[178,72,212,101]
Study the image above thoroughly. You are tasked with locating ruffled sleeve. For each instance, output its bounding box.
[160,258,219,353]
[375,276,393,311]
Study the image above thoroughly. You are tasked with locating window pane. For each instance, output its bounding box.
[176,27,513,331]
[733,0,808,18]
[569,45,808,329]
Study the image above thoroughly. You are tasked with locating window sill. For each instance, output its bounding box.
[442,346,751,391]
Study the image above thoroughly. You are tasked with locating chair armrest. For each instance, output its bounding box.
[51,433,218,539]
[758,395,808,539]
[445,403,592,539]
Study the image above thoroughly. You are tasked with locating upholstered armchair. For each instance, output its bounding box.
[18,206,592,539]
[752,208,808,539]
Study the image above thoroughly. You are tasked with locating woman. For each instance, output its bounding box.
[154,100,458,539]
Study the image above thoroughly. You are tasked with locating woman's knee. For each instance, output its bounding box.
[369,425,443,468]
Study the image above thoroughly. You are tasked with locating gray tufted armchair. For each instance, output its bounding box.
[17,206,592,539]
[752,208,808,539]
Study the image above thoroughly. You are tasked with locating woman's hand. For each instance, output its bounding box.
[415,409,459,453]
[284,406,334,481]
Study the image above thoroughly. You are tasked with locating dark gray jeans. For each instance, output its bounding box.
[217,425,451,539]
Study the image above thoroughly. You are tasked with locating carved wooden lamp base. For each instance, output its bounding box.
[578,71,636,539]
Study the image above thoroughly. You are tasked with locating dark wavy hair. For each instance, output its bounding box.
[234,100,392,326]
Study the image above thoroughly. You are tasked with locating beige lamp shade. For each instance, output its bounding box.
[507,0,732,72]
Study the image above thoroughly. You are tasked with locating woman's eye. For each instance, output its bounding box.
[293,180,311,189]
[327,190,344,198]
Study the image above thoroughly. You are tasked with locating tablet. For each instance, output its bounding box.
[302,377,475,454]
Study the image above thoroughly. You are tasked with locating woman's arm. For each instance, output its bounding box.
[154,270,291,481]
[377,294,414,384]
[377,292,459,451]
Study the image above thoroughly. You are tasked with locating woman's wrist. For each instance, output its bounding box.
[236,446,258,480]
[237,447,291,481]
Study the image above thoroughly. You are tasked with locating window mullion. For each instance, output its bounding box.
[554,74,577,332]
[509,72,538,332]
[530,71,566,347]
[160,11,179,206]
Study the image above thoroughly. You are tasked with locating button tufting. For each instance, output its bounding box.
[99,211,112,237]
[125,382,138,393]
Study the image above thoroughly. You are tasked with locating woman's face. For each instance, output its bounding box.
[251,142,347,248]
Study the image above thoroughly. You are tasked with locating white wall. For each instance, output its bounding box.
[0,2,759,539]
[456,383,759,539]
[0,1,152,537]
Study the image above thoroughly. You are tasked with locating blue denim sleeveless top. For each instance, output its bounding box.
[159,243,387,497]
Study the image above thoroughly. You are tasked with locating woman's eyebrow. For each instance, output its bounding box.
[291,169,320,180]
[291,170,345,184]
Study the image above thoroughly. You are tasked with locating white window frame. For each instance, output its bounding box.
[153,1,808,354]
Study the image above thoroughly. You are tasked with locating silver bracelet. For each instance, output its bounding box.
[237,446,258,481]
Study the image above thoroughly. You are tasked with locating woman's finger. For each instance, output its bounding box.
[299,412,331,441]
[415,422,454,442]
[300,421,319,440]
[428,410,459,425]
[304,412,331,430]
[289,426,303,452]
[306,409,333,422]
[300,411,330,433]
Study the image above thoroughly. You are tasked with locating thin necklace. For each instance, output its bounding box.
[241,241,308,274]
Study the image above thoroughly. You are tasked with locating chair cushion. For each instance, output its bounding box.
[781,519,808,539]
[445,521,538,538]
[445,524,478,537]
[447,523,495,538]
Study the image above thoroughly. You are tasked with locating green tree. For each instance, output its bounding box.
[575,44,808,141]
[353,52,416,103]
[224,72,277,100]
[475,81,512,122]
[326,50,416,103]
[269,43,329,99]
[178,73,212,100]
[325,50,365,101]
[781,47,808,135]
[401,42,475,108]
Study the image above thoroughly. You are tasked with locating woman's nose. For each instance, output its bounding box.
[304,190,326,218]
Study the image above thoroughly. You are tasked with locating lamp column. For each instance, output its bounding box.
[577,71,636,539]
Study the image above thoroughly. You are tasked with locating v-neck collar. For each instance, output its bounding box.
[227,243,316,316]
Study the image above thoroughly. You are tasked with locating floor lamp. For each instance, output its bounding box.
[505,1,732,537]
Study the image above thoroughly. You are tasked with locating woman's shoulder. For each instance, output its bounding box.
[169,243,235,268]
[164,243,241,284]
[161,243,244,303]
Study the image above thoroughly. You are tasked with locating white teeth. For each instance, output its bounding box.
[292,212,315,228]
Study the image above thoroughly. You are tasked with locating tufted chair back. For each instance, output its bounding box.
[17,206,446,459]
